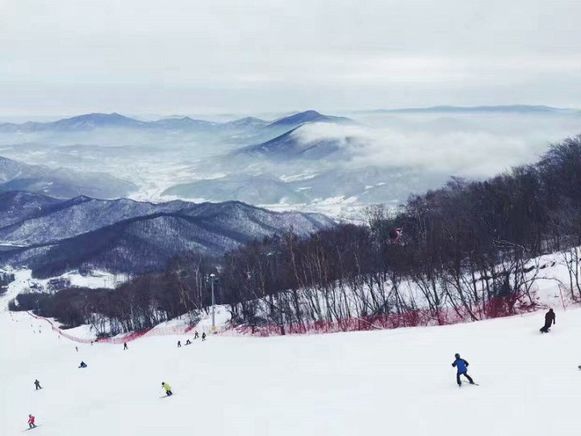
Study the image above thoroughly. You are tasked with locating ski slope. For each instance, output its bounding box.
[2,298,581,435]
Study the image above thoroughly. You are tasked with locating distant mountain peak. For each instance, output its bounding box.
[50,112,145,130]
[235,124,353,161]
[149,116,217,129]
[225,116,268,128]
[267,110,352,128]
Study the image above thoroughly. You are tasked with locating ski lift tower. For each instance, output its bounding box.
[209,273,217,333]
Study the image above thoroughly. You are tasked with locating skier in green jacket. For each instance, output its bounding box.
[161,382,173,396]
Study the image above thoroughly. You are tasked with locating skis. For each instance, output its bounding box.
[458,383,479,387]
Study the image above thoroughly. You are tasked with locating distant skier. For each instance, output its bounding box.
[202,332,206,341]
[75,346,79,352]
[78,361,87,368]
[123,342,128,350]
[185,339,191,345]
[452,353,475,387]
[194,331,199,339]
[540,308,556,333]
[28,414,36,429]
[34,379,42,390]
[161,382,173,396]
[177,340,182,348]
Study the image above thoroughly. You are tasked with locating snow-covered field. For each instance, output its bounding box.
[2,268,127,297]
[2,282,581,435]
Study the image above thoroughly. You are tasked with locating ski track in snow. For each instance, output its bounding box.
[2,289,581,435]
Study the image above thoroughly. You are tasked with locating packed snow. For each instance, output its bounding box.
[1,268,126,298]
[2,276,581,435]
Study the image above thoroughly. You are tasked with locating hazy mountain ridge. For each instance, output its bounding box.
[162,174,309,204]
[0,110,348,133]
[0,156,137,199]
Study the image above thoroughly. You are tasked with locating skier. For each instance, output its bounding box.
[451,353,475,387]
[201,332,206,341]
[28,414,36,429]
[177,340,182,348]
[75,346,78,352]
[34,379,42,390]
[540,308,556,333]
[78,361,87,368]
[194,331,199,339]
[161,382,173,396]
[185,339,191,345]
[123,342,128,350]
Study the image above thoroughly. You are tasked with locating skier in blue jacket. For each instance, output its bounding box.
[452,353,475,387]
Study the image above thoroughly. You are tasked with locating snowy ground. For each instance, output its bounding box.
[1,268,127,300]
[2,284,581,435]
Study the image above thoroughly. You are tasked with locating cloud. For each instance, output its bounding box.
[292,113,581,178]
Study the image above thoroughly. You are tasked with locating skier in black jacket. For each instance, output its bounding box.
[540,308,556,333]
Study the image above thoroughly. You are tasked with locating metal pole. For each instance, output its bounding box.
[210,273,216,331]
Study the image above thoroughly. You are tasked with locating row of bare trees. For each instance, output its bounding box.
[218,137,581,332]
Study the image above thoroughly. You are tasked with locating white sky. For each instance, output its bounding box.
[1,0,581,116]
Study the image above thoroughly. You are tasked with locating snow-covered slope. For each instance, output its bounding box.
[2,283,581,435]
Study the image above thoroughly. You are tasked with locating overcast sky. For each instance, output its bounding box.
[1,0,581,117]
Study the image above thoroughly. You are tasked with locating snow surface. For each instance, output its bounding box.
[1,269,126,300]
[2,280,581,435]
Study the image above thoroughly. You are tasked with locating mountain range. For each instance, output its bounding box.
[2,105,574,221]
[0,156,136,199]
[0,110,351,134]
[0,192,334,277]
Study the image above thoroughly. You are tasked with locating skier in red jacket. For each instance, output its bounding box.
[28,414,36,429]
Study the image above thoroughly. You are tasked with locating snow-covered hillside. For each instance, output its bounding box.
[2,278,581,436]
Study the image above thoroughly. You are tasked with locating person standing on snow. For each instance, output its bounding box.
[123,342,128,350]
[161,382,173,396]
[177,340,182,348]
[452,353,475,387]
[28,414,36,429]
[540,308,556,333]
[202,332,206,341]
[34,379,42,390]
